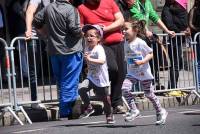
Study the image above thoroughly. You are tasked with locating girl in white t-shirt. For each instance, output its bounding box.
[122,19,167,125]
[78,24,115,124]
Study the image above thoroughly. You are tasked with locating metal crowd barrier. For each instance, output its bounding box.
[6,36,58,125]
[0,38,24,125]
[123,33,200,110]
[181,32,200,105]
[127,33,197,94]
[9,37,58,106]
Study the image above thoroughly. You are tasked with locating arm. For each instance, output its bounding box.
[157,19,175,37]
[148,0,159,24]
[130,3,145,21]
[135,40,153,65]
[103,11,124,33]
[135,52,153,65]
[84,52,105,65]
[25,4,38,39]
[67,8,82,38]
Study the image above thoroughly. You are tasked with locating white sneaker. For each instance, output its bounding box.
[156,109,168,125]
[31,103,46,110]
[125,109,140,122]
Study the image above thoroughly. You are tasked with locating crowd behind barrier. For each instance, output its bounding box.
[0,32,200,125]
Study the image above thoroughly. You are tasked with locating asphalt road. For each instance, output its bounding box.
[0,105,200,134]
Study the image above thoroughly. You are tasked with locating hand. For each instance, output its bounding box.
[135,60,144,65]
[99,24,106,32]
[25,30,32,40]
[84,52,91,61]
[167,30,176,38]
[182,28,191,37]
[146,30,153,38]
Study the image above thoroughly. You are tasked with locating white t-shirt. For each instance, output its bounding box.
[124,37,154,80]
[85,44,110,87]
[29,0,50,7]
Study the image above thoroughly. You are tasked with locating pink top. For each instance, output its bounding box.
[175,0,187,9]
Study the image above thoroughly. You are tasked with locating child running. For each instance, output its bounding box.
[79,24,115,124]
[122,19,168,125]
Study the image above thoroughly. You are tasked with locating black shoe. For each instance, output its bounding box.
[80,107,95,118]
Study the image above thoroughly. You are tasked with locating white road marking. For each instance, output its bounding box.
[79,121,106,125]
[12,128,45,134]
[139,115,156,118]
[178,109,200,114]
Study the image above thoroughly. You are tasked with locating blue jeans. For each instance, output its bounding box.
[51,52,83,118]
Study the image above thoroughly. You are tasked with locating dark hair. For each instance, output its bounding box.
[127,18,146,38]
[194,0,200,7]
[84,28,102,39]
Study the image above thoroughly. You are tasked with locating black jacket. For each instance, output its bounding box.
[161,2,188,33]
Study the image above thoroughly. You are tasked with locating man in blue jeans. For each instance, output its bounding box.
[33,0,83,118]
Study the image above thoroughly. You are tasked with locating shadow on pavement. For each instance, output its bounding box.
[88,123,155,128]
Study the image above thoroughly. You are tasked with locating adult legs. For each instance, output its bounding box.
[168,41,182,89]
[51,52,83,118]
[27,40,39,101]
[103,42,125,110]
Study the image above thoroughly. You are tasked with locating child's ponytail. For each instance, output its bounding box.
[137,20,146,39]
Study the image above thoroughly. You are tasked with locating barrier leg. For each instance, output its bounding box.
[181,91,191,105]
[6,107,24,125]
[181,90,200,105]
[19,106,32,124]
[192,90,200,104]
[122,96,130,111]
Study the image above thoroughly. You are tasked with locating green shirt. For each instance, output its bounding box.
[130,0,160,26]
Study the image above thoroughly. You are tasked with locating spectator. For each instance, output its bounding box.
[188,0,200,87]
[78,0,126,114]
[25,0,55,39]
[128,0,175,38]
[79,24,115,124]
[9,0,29,79]
[25,0,55,109]
[33,0,83,118]
[122,19,168,125]
[161,0,188,89]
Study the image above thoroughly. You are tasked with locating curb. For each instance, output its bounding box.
[0,95,199,126]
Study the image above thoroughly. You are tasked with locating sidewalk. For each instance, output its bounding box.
[0,94,199,126]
